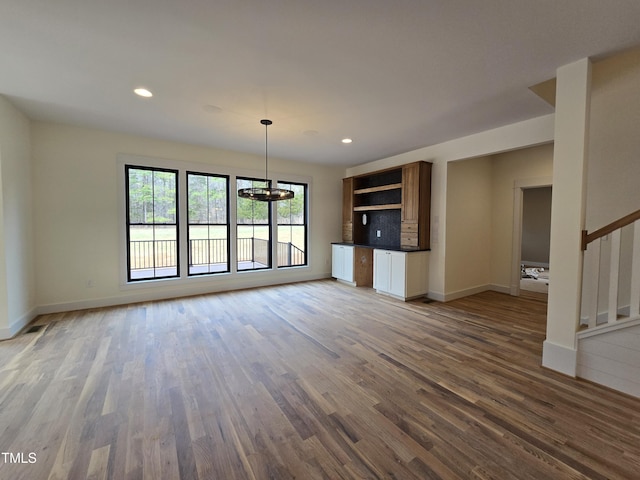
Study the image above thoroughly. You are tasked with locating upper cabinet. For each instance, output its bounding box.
[352,167,403,212]
[342,177,354,243]
[342,161,431,250]
[401,162,432,250]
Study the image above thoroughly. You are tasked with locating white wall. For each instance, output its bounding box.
[587,47,640,231]
[445,156,493,297]
[28,116,554,315]
[0,96,36,338]
[491,144,554,289]
[346,115,555,301]
[443,145,553,299]
[581,47,640,327]
[32,122,343,312]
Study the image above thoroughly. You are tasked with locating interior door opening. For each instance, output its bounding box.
[520,186,552,294]
[511,179,552,297]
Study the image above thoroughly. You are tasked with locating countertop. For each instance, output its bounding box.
[331,242,430,253]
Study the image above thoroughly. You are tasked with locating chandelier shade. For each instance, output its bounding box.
[238,119,294,202]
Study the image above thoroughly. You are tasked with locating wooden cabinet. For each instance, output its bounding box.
[373,249,429,300]
[353,247,373,287]
[341,161,431,249]
[342,178,353,243]
[332,244,373,287]
[401,163,421,224]
[401,162,431,249]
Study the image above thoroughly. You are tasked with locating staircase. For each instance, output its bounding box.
[577,209,640,397]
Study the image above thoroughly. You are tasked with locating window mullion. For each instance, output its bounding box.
[179,168,189,278]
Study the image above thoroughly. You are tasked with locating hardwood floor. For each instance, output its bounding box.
[1,280,639,479]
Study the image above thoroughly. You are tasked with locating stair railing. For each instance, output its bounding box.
[581,208,640,330]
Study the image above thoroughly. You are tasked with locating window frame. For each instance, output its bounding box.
[276,180,308,268]
[186,171,231,276]
[125,164,180,282]
[236,176,272,272]
[118,154,311,288]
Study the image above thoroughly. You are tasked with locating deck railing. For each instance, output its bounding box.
[129,238,304,272]
[277,241,305,266]
[189,238,227,266]
[129,239,177,270]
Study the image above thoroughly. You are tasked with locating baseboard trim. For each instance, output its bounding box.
[36,273,331,316]
[427,291,445,302]
[490,284,511,295]
[443,285,490,302]
[439,284,510,302]
[542,340,577,377]
[0,306,39,340]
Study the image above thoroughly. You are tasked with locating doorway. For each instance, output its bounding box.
[520,186,552,293]
[511,178,553,296]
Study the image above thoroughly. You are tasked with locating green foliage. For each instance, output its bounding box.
[277,182,305,224]
[188,174,227,224]
[128,170,306,231]
[237,178,269,224]
[128,167,177,224]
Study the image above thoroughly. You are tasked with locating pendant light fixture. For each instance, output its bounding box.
[238,119,294,202]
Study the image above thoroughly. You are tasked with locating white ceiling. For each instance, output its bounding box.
[2,1,640,167]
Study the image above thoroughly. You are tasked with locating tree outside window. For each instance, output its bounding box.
[126,166,178,280]
[277,182,307,267]
[236,177,271,271]
[187,172,229,275]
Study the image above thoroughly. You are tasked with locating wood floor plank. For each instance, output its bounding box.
[2,280,640,478]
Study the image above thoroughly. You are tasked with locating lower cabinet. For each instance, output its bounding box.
[332,244,355,284]
[333,244,429,299]
[373,249,429,300]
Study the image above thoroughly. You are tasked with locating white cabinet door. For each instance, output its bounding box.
[374,249,428,300]
[332,245,354,283]
[374,249,405,295]
[332,244,344,279]
[373,249,391,292]
[388,251,407,297]
[342,246,354,282]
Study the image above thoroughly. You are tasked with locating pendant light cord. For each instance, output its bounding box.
[264,121,269,184]
[237,118,292,201]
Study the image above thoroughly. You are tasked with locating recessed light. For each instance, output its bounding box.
[134,88,153,98]
[341,138,353,144]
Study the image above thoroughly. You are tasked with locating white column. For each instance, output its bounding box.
[0,152,8,337]
[543,58,592,376]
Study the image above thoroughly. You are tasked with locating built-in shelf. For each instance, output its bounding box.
[353,183,402,195]
[353,204,402,212]
[343,161,431,249]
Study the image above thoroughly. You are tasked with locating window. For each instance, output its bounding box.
[121,155,311,284]
[236,177,271,271]
[126,166,179,281]
[277,181,307,267]
[187,172,229,275]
